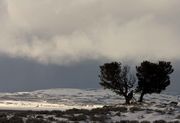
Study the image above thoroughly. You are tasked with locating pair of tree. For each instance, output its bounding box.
[99,61,174,104]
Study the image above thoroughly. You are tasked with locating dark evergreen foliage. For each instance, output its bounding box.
[136,61,174,102]
[99,62,136,104]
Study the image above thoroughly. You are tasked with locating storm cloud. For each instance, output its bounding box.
[0,0,180,65]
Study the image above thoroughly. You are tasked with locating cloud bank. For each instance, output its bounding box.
[0,0,180,64]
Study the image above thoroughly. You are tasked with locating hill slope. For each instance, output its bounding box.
[0,88,179,122]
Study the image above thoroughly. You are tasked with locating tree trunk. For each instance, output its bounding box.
[139,92,145,102]
[125,97,130,105]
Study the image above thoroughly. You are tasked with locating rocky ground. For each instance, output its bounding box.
[0,103,179,123]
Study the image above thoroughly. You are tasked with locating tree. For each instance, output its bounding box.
[99,62,136,104]
[136,61,174,102]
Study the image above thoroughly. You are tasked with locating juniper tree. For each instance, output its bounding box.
[99,62,136,104]
[136,61,174,102]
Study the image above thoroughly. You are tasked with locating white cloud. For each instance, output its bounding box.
[0,0,179,64]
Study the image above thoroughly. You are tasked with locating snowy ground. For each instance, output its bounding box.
[0,88,179,122]
[0,88,111,110]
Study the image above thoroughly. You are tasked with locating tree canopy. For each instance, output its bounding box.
[136,61,174,102]
[99,62,135,104]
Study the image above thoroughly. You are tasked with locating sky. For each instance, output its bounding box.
[0,0,179,93]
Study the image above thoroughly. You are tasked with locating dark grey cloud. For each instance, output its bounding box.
[0,56,102,92]
[0,56,179,94]
[167,61,180,94]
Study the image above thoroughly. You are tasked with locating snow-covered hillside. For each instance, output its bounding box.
[0,88,109,110]
[0,88,179,111]
[0,88,179,122]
